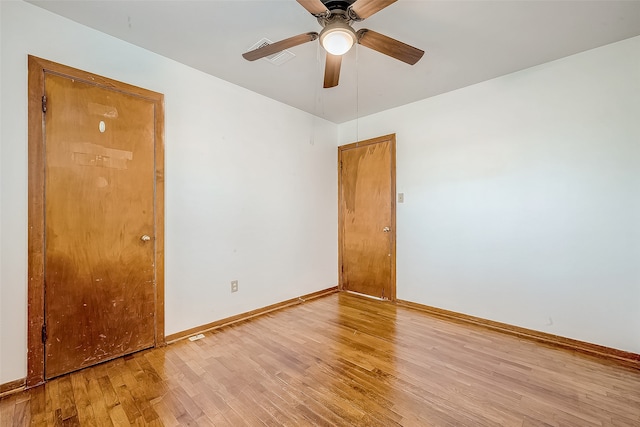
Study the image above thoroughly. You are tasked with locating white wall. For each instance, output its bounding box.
[0,0,338,384]
[340,36,640,353]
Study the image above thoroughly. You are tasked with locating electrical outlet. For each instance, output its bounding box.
[231,280,238,293]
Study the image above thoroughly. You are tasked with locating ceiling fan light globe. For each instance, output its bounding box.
[321,28,355,56]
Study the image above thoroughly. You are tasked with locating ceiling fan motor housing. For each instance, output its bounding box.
[322,0,357,12]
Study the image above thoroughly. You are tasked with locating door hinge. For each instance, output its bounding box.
[41,324,47,343]
[42,95,47,113]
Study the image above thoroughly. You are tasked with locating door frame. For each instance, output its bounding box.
[338,133,397,300]
[26,56,166,387]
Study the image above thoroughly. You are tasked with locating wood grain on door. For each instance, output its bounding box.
[339,134,396,300]
[43,73,157,379]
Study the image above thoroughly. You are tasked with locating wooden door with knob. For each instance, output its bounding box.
[338,134,396,300]
[28,56,164,380]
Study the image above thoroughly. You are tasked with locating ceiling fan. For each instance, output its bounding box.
[242,0,424,88]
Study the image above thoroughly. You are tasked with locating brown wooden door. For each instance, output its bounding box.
[338,134,396,300]
[43,73,157,378]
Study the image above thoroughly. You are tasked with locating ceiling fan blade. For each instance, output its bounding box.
[296,0,329,16]
[349,0,397,19]
[243,32,319,61]
[324,53,342,88]
[357,29,424,65]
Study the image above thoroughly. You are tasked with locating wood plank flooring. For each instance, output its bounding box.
[2,292,639,426]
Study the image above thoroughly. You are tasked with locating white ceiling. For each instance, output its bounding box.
[28,0,640,124]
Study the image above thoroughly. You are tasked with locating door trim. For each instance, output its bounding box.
[338,134,397,300]
[26,56,166,387]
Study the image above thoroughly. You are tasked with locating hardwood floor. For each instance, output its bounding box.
[2,292,639,426]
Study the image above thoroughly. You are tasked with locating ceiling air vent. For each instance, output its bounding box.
[246,38,296,66]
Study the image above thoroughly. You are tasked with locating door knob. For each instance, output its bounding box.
[383,227,391,233]
[140,235,151,242]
